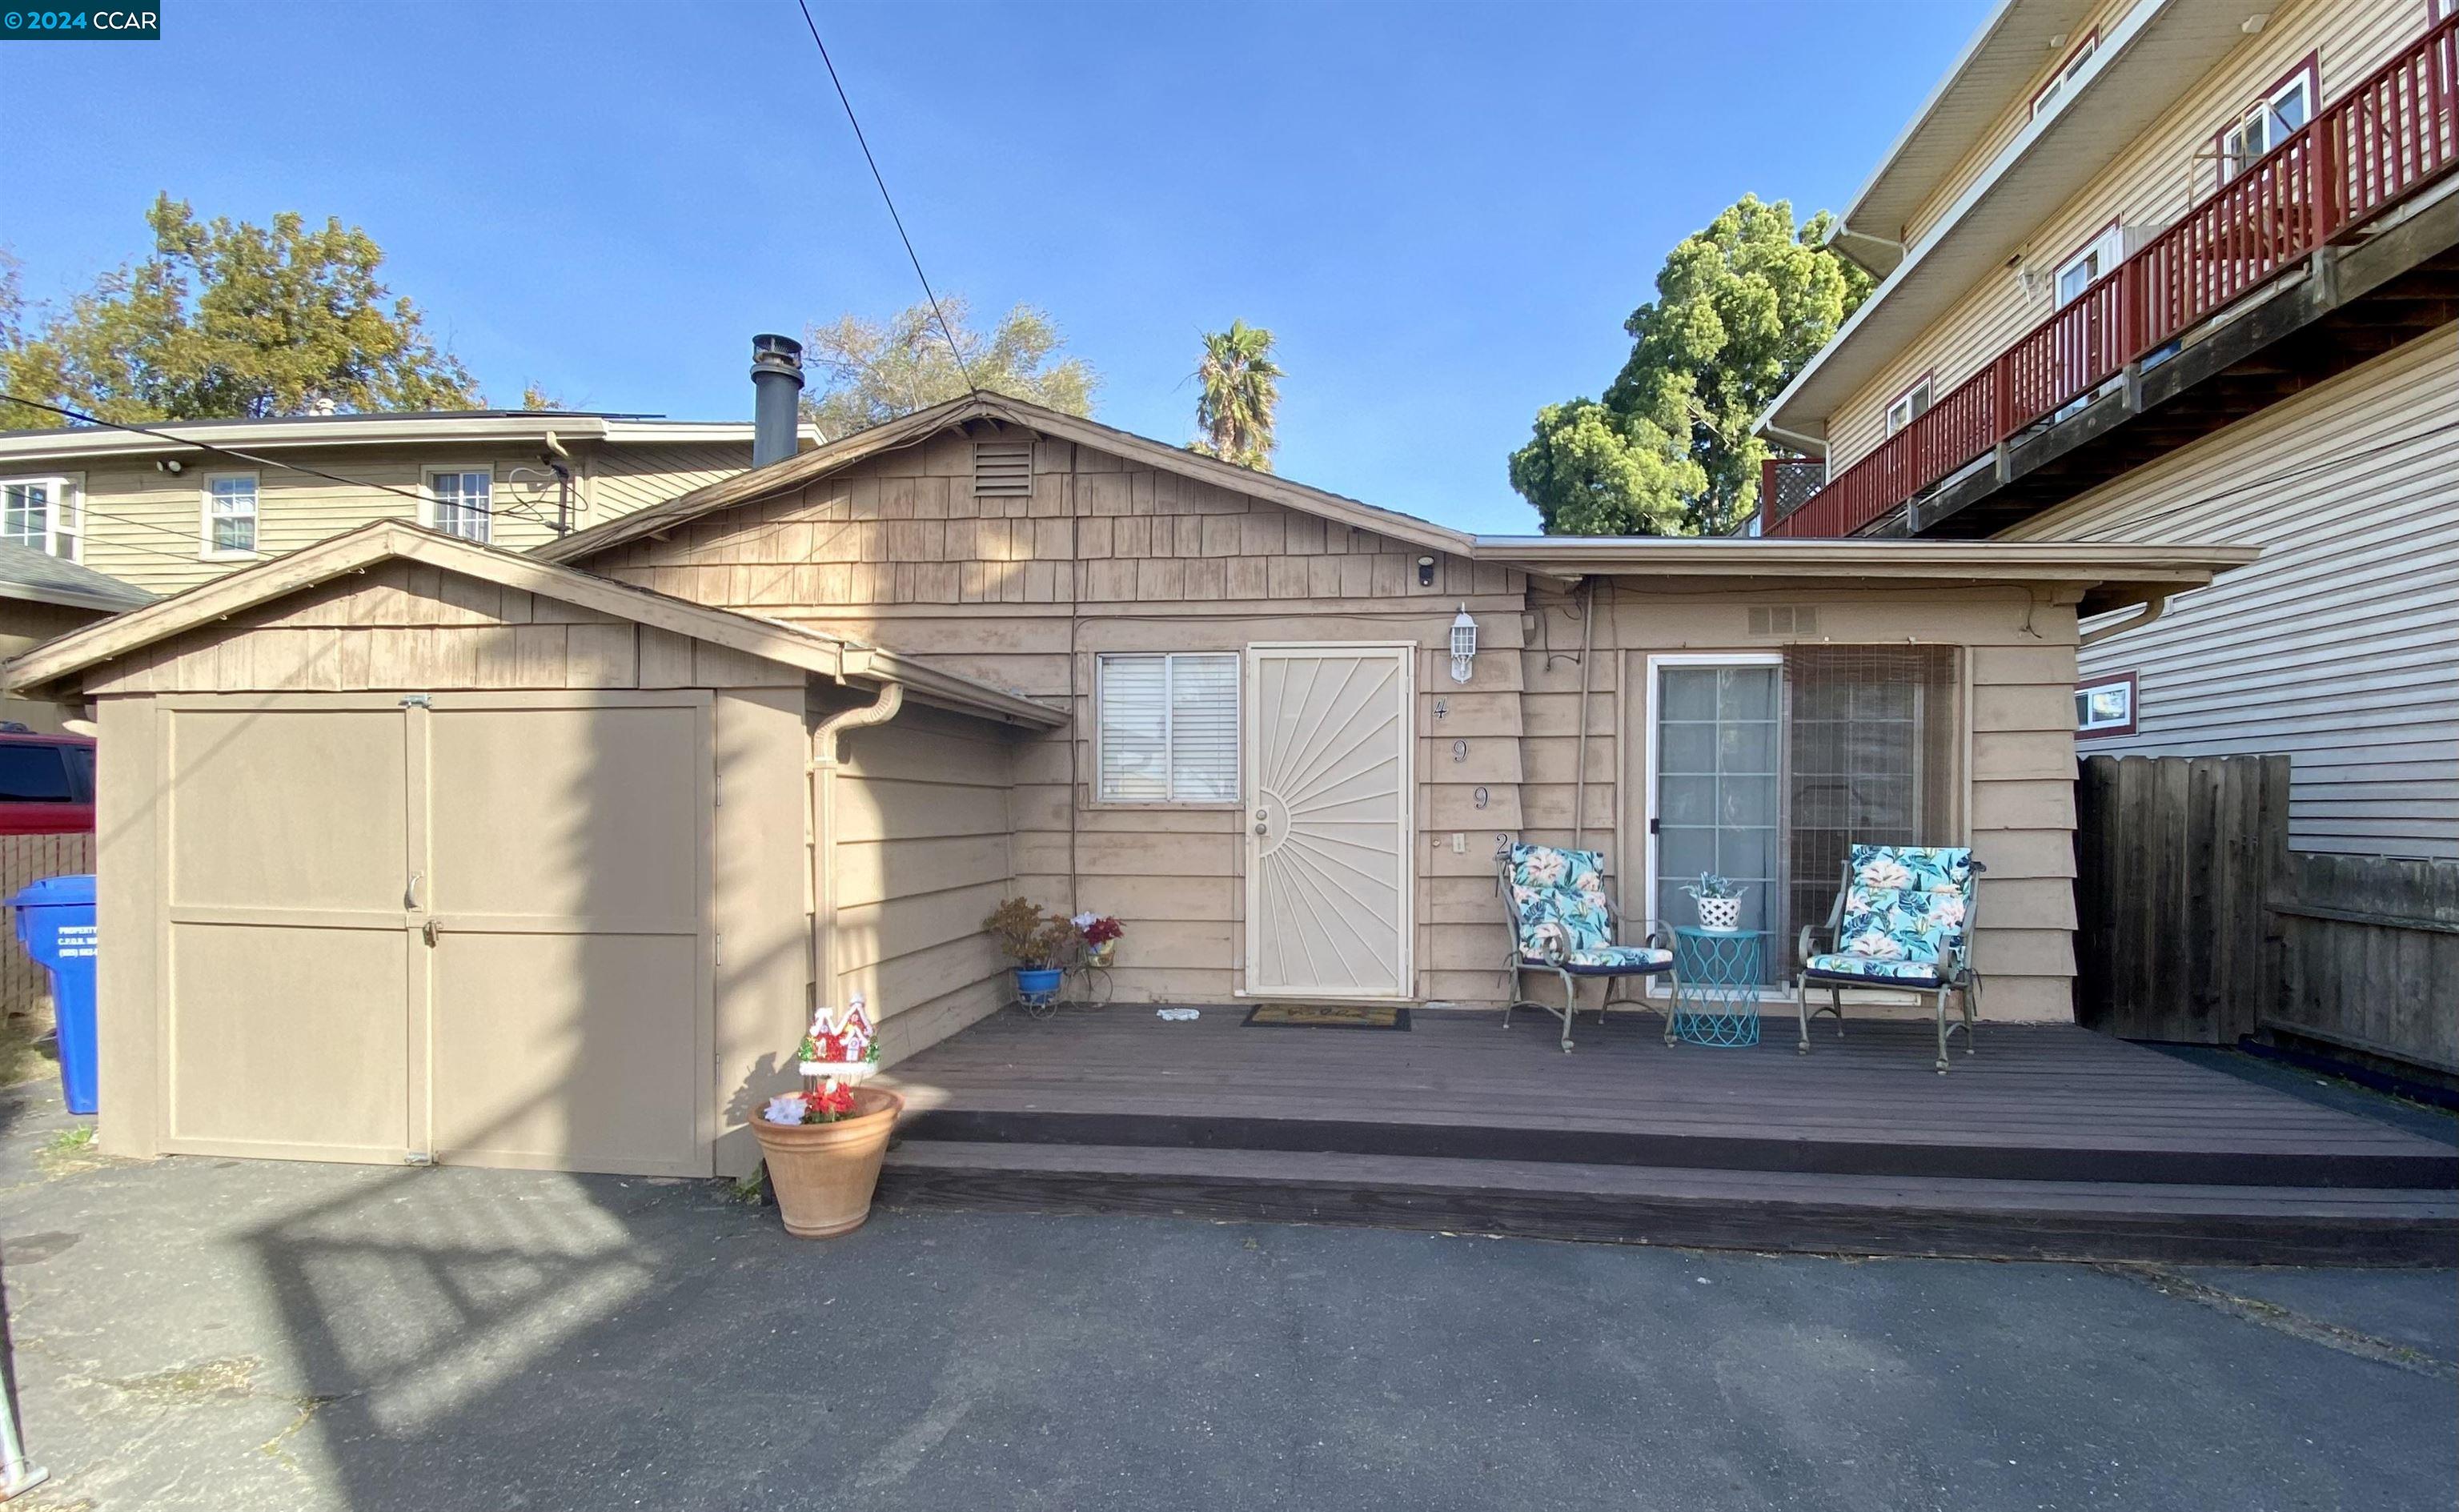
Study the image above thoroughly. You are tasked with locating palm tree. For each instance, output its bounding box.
[1190,320,1282,472]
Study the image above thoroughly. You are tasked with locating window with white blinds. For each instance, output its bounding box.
[1097,652,1239,803]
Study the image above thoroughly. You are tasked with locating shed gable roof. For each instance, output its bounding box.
[0,520,1062,725]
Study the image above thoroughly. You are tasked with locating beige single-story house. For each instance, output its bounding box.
[4,394,2252,1177]
[0,540,153,732]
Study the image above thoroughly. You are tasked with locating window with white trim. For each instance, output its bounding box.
[2076,673,2137,737]
[425,468,492,543]
[1097,652,1238,803]
[2032,33,2098,118]
[0,475,80,560]
[2223,69,2314,180]
[1883,377,1933,437]
[2056,224,2124,306]
[203,473,259,556]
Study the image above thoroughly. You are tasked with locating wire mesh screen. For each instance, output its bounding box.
[1782,645,1961,947]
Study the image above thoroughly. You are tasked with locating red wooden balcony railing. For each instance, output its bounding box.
[1767,12,2457,539]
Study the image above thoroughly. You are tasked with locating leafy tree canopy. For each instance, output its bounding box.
[1189,319,1282,472]
[802,296,1096,439]
[1510,195,1872,535]
[0,195,480,430]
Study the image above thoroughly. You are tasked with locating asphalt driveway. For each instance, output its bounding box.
[0,1082,2450,1512]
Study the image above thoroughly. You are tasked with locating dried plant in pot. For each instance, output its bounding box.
[985,896,1078,1008]
[748,995,903,1237]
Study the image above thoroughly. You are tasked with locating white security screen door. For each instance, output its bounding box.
[1647,657,1784,985]
[1245,644,1413,998]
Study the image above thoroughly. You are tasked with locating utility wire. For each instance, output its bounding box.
[792,0,977,395]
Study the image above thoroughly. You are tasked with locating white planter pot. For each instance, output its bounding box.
[1696,896,1742,932]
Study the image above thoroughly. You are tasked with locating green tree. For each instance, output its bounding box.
[1189,319,1282,471]
[1511,195,1873,535]
[0,195,479,430]
[802,296,1096,439]
[519,383,568,411]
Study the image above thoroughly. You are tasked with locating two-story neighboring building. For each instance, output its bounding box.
[0,408,816,598]
[1758,0,2457,860]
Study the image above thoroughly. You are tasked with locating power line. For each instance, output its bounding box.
[792,0,977,395]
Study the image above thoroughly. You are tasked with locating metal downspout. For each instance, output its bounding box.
[2079,593,2168,648]
[809,681,905,1017]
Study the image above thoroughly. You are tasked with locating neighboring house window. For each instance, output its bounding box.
[1097,652,1238,803]
[2222,63,2317,180]
[2438,0,2457,21]
[2032,31,2099,118]
[425,468,492,543]
[203,474,259,557]
[0,475,80,560]
[2076,672,2138,738]
[1883,375,1934,437]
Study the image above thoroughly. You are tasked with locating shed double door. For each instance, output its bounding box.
[157,692,712,1176]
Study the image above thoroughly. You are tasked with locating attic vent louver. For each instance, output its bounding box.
[973,440,1033,497]
[1747,605,1820,637]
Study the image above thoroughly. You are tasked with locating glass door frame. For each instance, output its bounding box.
[1635,652,1791,1002]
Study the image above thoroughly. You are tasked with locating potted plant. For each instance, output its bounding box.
[748,996,903,1238]
[985,896,1077,1003]
[1684,872,1747,932]
[1072,911,1125,968]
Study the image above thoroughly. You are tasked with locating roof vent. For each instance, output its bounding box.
[973,439,1033,497]
[1747,605,1820,638]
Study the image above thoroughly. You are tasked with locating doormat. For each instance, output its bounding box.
[1241,1003,1411,1031]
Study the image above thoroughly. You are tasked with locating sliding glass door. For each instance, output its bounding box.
[1643,649,1960,993]
[1649,658,1783,985]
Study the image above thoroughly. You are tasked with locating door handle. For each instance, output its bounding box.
[406,871,423,908]
[423,919,441,948]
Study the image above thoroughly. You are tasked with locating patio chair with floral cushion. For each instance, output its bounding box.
[1498,841,1673,1053]
[1795,844,1985,1073]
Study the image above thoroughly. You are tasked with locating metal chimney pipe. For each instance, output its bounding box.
[750,334,804,468]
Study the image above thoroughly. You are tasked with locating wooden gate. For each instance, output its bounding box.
[2076,752,2459,1081]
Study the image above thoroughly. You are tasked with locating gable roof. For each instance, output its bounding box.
[0,519,1063,726]
[0,541,156,614]
[534,392,1478,566]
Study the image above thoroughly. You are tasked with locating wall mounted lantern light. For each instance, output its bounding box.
[1416,555,1437,588]
[1450,605,1478,684]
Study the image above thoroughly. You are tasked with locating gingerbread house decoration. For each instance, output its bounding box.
[799,993,879,1083]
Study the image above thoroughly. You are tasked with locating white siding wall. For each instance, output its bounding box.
[2004,325,2458,859]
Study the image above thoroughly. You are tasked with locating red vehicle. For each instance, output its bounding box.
[0,728,96,836]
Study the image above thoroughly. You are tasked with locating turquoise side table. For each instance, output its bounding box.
[1670,927,1765,1048]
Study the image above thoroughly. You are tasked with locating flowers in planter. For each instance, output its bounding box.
[1072,912,1124,949]
[764,997,880,1125]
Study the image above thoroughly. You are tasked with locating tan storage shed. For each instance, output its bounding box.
[3,522,1059,1178]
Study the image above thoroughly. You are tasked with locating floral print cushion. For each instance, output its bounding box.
[1542,944,1674,974]
[1831,844,1975,975]
[1805,952,1945,986]
[1507,844,1615,959]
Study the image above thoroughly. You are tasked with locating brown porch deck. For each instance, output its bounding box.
[874,1006,2458,1265]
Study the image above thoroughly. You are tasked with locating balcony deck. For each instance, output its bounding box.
[873,1004,2458,1265]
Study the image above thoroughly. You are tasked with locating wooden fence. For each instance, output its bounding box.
[2075,753,2459,1081]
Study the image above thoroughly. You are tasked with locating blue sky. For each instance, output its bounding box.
[2,1,1992,533]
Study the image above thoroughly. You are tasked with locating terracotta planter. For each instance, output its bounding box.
[748,1086,905,1238]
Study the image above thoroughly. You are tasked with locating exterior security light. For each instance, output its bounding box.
[1416,555,1437,588]
[1450,606,1478,684]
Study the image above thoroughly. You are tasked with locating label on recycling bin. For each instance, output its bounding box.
[56,924,96,960]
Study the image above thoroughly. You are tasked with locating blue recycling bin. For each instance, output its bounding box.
[11,875,97,1115]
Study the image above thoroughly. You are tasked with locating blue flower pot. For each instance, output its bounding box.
[1014,967,1063,999]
